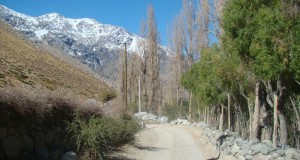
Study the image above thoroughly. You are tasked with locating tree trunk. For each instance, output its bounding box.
[279,110,288,145]
[198,109,201,121]
[252,81,262,140]
[212,106,217,127]
[260,102,272,141]
[219,104,224,132]
[228,93,231,131]
[273,94,279,147]
[262,127,272,141]
[247,98,252,139]
[241,93,253,139]
[188,92,193,120]
[273,78,287,146]
[176,86,179,107]
[205,108,207,123]
[207,107,210,125]
[291,97,300,132]
[277,79,287,146]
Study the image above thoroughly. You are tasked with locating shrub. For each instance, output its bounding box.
[0,86,103,121]
[67,115,141,159]
[162,101,189,121]
[99,92,116,102]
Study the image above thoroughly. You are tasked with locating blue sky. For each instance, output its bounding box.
[1,0,183,45]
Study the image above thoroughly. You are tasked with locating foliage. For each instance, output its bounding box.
[180,0,300,147]
[290,17,300,81]
[99,92,117,102]
[222,0,300,81]
[181,44,246,107]
[67,115,141,159]
[162,101,189,121]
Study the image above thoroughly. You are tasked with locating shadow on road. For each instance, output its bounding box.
[134,145,166,151]
[106,155,137,160]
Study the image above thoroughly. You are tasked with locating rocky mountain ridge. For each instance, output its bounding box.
[0,5,170,80]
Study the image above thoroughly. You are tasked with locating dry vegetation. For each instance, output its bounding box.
[0,20,141,160]
[0,87,103,122]
[0,21,115,102]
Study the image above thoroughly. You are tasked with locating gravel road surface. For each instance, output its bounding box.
[111,124,233,160]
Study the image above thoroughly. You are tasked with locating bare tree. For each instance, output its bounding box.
[196,0,210,49]
[168,13,185,107]
[182,0,197,67]
[127,53,143,110]
[138,5,160,114]
[140,18,148,112]
[117,51,125,104]
[211,0,226,40]
[147,5,160,114]
[182,0,198,119]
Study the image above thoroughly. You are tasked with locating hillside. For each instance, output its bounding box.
[0,21,115,101]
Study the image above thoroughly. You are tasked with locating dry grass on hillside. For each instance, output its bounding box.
[0,86,103,121]
[0,21,115,101]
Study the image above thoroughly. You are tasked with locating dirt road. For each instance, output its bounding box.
[111,124,231,160]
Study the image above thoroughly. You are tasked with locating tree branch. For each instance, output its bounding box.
[295,80,300,86]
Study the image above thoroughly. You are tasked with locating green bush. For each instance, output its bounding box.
[67,114,141,160]
[99,92,116,102]
[162,101,190,121]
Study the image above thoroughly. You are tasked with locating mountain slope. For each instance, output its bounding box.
[0,5,170,80]
[0,21,115,101]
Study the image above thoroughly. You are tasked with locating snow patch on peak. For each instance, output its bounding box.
[38,13,63,20]
[0,5,38,25]
[79,18,98,24]
[128,36,141,53]
[0,5,9,10]
[34,29,48,40]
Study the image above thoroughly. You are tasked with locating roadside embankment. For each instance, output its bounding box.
[170,119,300,160]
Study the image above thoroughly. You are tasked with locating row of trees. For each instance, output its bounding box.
[167,0,226,119]
[117,0,300,148]
[118,5,161,114]
[118,0,225,117]
[181,0,300,148]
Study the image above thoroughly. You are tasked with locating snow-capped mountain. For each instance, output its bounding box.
[0,5,169,80]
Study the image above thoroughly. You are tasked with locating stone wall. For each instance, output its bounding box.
[198,122,300,160]
[0,87,103,159]
[134,112,168,123]
[0,117,71,159]
[170,119,300,160]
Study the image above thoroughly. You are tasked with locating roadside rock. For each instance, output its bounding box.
[51,149,65,160]
[46,130,55,143]
[61,151,77,160]
[3,136,21,157]
[250,143,263,154]
[196,121,300,160]
[261,140,272,147]
[0,143,4,158]
[235,154,246,160]
[285,148,300,160]
[231,144,240,155]
[0,127,7,140]
[22,135,34,151]
[35,148,49,160]
[275,149,285,156]
[244,154,252,160]
[34,132,45,149]
[134,112,168,123]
